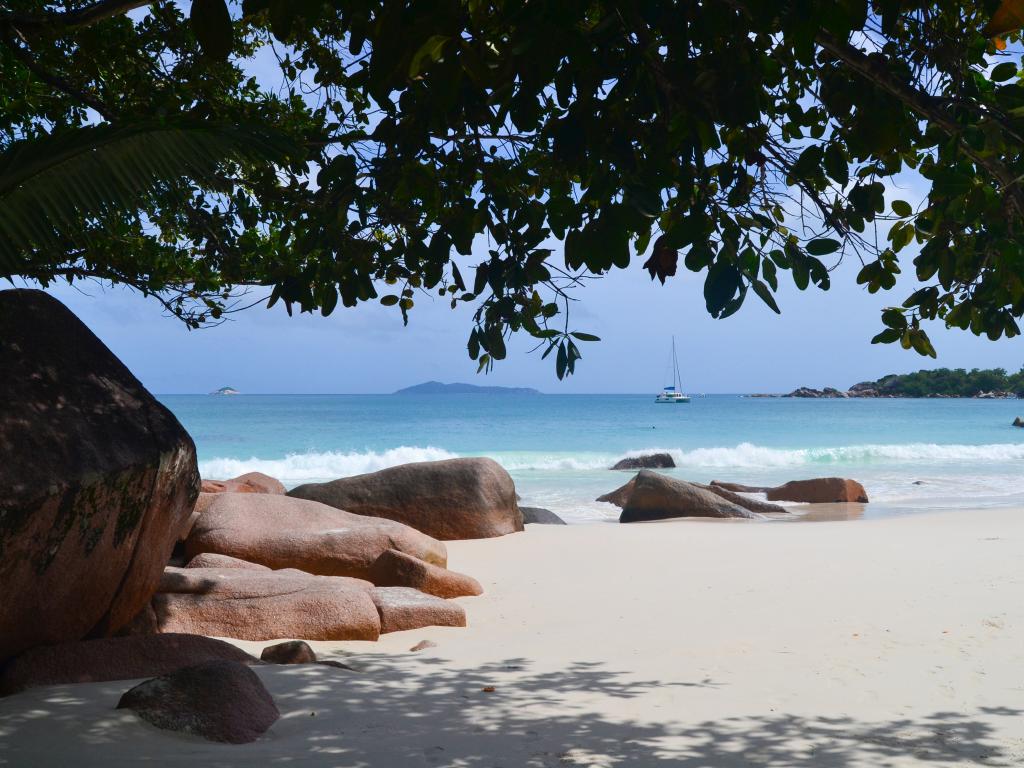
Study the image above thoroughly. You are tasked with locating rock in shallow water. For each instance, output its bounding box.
[599,471,764,522]
[287,457,523,540]
[766,478,869,503]
[520,507,567,525]
[117,660,279,744]
[0,634,255,696]
[0,289,199,662]
[610,453,676,470]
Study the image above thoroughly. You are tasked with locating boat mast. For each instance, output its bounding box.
[672,336,680,391]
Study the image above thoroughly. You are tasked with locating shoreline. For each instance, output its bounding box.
[4,506,1024,766]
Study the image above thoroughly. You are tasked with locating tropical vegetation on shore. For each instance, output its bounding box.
[855,366,1024,397]
[4,1,1024,377]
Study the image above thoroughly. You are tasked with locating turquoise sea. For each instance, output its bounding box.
[159,394,1024,523]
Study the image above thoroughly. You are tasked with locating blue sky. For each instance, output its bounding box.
[37,248,1023,394]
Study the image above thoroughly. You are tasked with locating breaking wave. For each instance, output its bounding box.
[199,441,1024,485]
[198,445,458,485]
[498,442,1024,471]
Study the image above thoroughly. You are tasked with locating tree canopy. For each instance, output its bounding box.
[3,0,1024,376]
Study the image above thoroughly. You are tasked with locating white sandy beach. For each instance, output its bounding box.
[2,509,1024,767]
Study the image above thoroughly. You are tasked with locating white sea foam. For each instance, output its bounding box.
[496,442,1024,472]
[199,445,458,484]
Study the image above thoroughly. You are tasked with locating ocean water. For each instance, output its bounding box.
[160,394,1024,523]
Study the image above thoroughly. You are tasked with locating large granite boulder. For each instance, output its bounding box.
[368,549,483,598]
[117,660,279,744]
[0,634,255,696]
[766,478,869,503]
[520,506,567,525]
[610,453,676,470]
[184,492,447,576]
[185,553,271,570]
[0,290,199,662]
[598,471,764,522]
[370,587,467,633]
[288,457,523,540]
[201,472,285,495]
[150,567,381,641]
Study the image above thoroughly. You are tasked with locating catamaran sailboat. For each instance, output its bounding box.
[655,337,690,403]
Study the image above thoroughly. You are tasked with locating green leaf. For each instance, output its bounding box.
[823,143,849,186]
[569,331,601,342]
[409,35,450,78]
[991,61,1017,82]
[556,341,568,379]
[752,280,781,313]
[806,238,841,256]
[380,294,400,306]
[191,0,234,60]
[891,200,913,217]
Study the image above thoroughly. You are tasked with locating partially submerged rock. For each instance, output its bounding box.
[599,471,764,522]
[766,478,869,503]
[260,640,317,664]
[699,482,788,515]
[709,481,771,494]
[370,587,467,634]
[201,472,285,495]
[0,289,199,662]
[0,634,255,696]
[1013,416,1023,427]
[368,549,483,598]
[520,507,567,525]
[117,660,279,744]
[287,457,523,540]
[610,453,675,470]
[184,492,447,577]
[151,567,381,641]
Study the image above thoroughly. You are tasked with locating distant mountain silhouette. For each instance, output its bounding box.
[394,381,541,395]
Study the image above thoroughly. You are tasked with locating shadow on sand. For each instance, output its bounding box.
[0,652,1019,766]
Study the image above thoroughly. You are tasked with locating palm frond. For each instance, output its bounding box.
[0,120,296,273]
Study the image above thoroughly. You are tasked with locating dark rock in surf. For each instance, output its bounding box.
[710,480,771,493]
[610,453,676,470]
[520,507,567,525]
[599,471,763,522]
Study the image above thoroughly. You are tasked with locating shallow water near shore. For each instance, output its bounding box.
[160,393,1024,523]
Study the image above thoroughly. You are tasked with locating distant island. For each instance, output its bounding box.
[394,381,541,395]
[762,367,1023,399]
[209,386,240,396]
